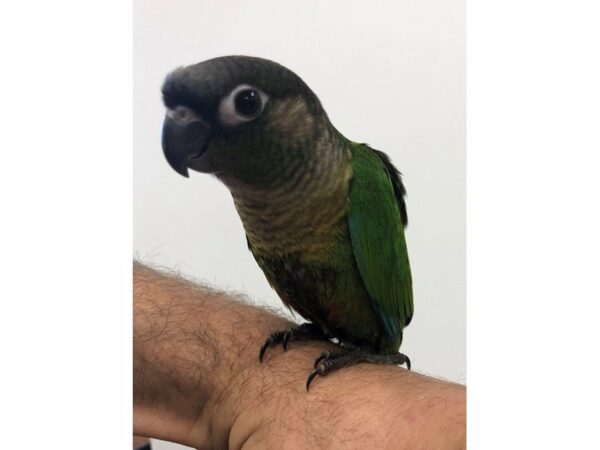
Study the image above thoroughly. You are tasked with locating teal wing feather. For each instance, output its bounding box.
[347,145,413,341]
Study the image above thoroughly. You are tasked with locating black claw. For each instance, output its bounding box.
[259,337,273,362]
[313,351,331,369]
[306,349,412,390]
[259,323,329,363]
[306,367,322,391]
[282,330,292,351]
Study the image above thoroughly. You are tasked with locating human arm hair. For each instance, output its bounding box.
[133,261,466,450]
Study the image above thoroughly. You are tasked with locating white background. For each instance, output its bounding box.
[134,2,464,447]
[4,1,599,450]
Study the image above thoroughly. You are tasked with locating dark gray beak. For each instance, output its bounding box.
[162,106,211,177]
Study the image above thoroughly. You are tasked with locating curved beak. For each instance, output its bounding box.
[161,106,211,177]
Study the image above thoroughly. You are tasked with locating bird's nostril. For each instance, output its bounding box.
[169,105,198,124]
[176,107,188,120]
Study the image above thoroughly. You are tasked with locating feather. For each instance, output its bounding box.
[348,145,413,340]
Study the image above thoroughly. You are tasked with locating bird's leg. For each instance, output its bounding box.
[259,322,329,362]
[306,348,411,391]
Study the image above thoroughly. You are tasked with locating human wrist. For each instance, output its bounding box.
[132,262,293,447]
[132,263,230,447]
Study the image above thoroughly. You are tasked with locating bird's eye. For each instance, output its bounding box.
[235,89,261,117]
[219,84,268,126]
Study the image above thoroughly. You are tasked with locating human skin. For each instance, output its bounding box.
[133,262,466,450]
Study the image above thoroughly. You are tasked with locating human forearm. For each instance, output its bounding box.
[133,262,466,449]
[133,261,293,448]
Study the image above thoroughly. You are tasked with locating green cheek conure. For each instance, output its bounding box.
[161,56,413,390]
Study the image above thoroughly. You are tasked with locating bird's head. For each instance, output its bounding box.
[161,56,330,187]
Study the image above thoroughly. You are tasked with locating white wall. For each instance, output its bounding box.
[134,1,464,447]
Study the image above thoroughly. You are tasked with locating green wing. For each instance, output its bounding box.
[348,145,413,340]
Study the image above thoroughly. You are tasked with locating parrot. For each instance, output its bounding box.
[161,56,413,390]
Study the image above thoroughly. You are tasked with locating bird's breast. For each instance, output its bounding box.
[232,165,352,257]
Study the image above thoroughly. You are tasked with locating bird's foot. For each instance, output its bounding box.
[259,322,329,362]
[306,349,411,391]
